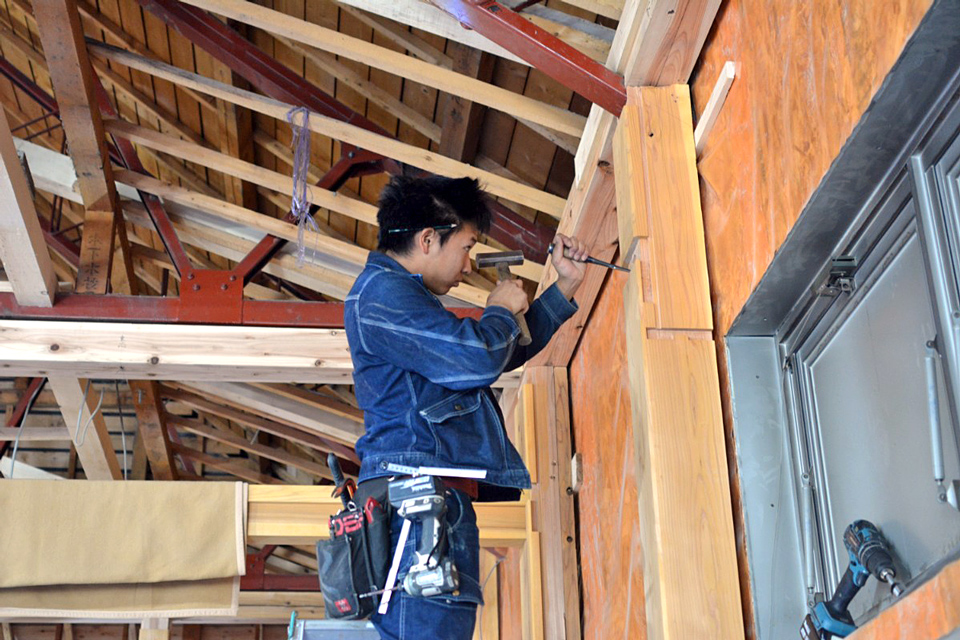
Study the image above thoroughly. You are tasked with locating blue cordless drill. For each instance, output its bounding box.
[800,520,904,639]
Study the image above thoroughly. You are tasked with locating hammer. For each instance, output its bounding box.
[475,250,532,346]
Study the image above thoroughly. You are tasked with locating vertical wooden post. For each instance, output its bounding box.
[612,85,744,639]
[32,0,137,295]
[129,380,178,480]
[0,108,58,307]
[514,366,581,640]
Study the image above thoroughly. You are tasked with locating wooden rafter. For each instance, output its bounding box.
[90,42,568,218]
[174,0,586,139]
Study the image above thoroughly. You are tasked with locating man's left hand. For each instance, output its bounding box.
[552,234,588,300]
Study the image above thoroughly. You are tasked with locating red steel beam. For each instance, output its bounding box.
[433,0,626,116]
[136,0,387,137]
[137,0,554,261]
[232,150,385,285]
[93,78,195,278]
[0,293,484,326]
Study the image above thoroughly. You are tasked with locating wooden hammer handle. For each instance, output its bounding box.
[495,264,532,346]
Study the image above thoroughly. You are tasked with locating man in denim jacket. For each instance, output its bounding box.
[345,176,587,639]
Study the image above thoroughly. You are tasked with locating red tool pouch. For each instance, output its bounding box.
[316,496,391,620]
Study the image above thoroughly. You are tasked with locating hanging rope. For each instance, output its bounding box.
[286,106,319,265]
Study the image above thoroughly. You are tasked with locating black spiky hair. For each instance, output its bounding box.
[376,175,492,254]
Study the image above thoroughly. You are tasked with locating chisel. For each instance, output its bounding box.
[547,243,630,272]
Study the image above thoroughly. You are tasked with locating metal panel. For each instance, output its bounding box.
[802,230,960,622]
[726,336,807,640]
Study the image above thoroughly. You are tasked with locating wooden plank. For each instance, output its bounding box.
[169,415,332,480]
[693,61,737,156]
[272,33,440,144]
[850,553,960,640]
[174,0,584,139]
[247,383,363,423]
[616,84,743,639]
[179,381,363,447]
[247,486,528,547]
[334,3,452,68]
[0,107,57,307]
[159,386,354,461]
[523,367,580,640]
[128,380,178,480]
[437,44,492,164]
[32,0,135,295]
[172,441,282,485]
[613,85,712,330]
[46,375,122,480]
[88,43,568,217]
[0,427,71,441]
[106,120,543,283]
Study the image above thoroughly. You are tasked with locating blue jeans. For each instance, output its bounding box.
[372,488,482,640]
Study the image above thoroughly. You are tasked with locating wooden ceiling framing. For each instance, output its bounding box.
[0,0,620,487]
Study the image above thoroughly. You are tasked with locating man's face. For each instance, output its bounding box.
[421,223,478,295]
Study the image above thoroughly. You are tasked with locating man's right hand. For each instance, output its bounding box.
[487,279,530,316]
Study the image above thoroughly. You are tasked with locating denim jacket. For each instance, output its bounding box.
[345,251,578,492]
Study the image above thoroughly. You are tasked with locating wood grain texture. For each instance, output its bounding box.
[569,272,646,640]
[849,553,960,640]
[47,375,123,480]
[615,86,712,331]
[691,0,934,336]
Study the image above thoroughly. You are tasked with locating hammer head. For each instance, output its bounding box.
[475,250,524,269]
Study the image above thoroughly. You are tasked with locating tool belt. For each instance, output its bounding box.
[316,481,391,620]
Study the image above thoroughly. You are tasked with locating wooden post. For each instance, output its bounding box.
[612,85,744,639]
[48,376,123,480]
[0,108,57,307]
[129,380,178,481]
[32,0,136,295]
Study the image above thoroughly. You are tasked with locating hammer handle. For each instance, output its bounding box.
[495,264,532,346]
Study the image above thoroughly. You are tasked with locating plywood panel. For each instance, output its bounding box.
[691,0,934,336]
[569,272,647,640]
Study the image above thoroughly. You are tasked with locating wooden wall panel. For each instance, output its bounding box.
[690,0,934,336]
[569,270,646,640]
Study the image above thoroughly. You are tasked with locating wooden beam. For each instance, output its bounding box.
[615,85,742,639]
[169,415,332,480]
[437,43,493,164]
[172,441,282,484]
[106,120,543,282]
[159,386,357,463]
[32,0,136,295]
[74,0,218,115]
[0,427,71,441]
[334,3,452,68]
[247,485,529,547]
[172,0,585,139]
[89,43,567,217]
[0,107,58,307]
[272,33,441,144]
[47,375,123,480]
[179,381,363,447]
[209,56,257,210]
[128,380,178,480]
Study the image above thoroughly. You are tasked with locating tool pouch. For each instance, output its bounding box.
[316,494,390,619]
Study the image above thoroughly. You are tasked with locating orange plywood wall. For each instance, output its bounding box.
[691,0,933,335]
[569,270,646,640]
[570,1,935,638]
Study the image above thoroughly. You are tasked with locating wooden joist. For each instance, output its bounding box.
[89,42,567,218]
[614,85,742,639]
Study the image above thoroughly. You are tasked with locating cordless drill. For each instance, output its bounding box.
[387,475,460,598]
[800,520,905,639]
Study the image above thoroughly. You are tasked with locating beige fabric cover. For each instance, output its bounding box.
[0,480,246,618]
